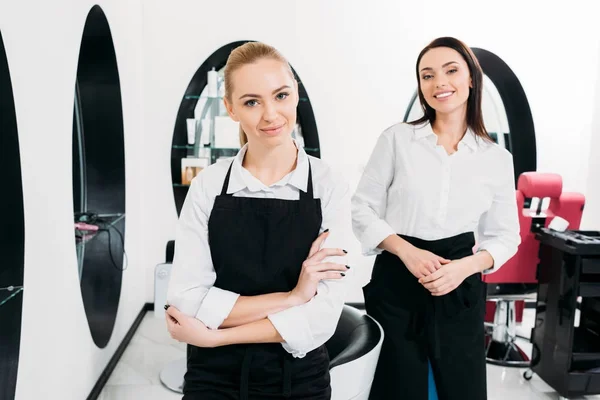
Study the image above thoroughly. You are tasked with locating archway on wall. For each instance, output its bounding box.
[403,47,537,184]
[0,29,25,400]
[170,40,321,215]
[72,5,126,348]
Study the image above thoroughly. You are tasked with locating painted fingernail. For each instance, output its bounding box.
[343,249,348,254]
[164,304,170,310]
[345,265,350,269]
[324,229,329,233]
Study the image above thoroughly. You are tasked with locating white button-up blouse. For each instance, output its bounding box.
[351,122,520,273]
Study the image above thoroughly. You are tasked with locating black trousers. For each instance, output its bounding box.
[364,233,487,400]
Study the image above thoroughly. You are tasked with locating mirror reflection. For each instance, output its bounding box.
[71,5,126,349]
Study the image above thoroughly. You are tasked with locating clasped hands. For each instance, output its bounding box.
[399,245,477,296]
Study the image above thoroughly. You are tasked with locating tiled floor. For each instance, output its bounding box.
[99,309,600,400]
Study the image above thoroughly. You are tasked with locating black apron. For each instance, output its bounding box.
[363,232,487,400]
[183,161,332,400]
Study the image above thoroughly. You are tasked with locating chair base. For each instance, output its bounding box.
[484,334,531,368]
[484,297,531,368]
[159,357,185,394]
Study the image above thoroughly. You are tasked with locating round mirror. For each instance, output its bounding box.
[0,29,25,400]
[403,47,536,183]
[72,5,126,348]
[171,41,321,215]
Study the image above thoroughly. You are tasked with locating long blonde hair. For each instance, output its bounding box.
[223,42,295,146]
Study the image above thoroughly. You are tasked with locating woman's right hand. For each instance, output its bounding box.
[397,244,451,279]
[289,230,348,305]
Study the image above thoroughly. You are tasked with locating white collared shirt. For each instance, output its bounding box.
[351,122,520,273]
[167,141,352,358]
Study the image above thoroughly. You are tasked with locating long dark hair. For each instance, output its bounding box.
[409,37,492,142]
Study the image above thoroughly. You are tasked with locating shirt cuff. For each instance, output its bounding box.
[195,287,240,329]
[478,243,509,274]
[360,220,396,256]
[268,306,313,358]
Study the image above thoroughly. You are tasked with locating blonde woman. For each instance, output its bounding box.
[165,42,352,400]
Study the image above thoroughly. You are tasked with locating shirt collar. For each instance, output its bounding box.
[412,122,480,152]
[226,139,309,194]
[412,122,435,140]
[460,129,479,151]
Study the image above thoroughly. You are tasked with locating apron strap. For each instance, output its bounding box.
[406,295,441,361]
[299,160,314,201]
[222,159,314,200]
[240,346,253,400]
[429,300,442,361]
[282,356,292,397]
[220,161,235,196]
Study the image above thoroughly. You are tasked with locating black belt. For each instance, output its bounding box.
[240,346,292,399]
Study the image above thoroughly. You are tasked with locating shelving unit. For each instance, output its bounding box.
[0,286,23,308]
[171,145,321,189]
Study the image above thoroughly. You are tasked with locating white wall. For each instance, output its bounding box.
[0,1,147,399]
[142,0,600,306]
[582,39,600,230]
[2,1,600,398]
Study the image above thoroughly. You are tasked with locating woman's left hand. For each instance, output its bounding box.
[165,306,220,348]
[418,257,476,296]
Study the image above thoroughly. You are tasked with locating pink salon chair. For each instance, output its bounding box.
[483,172,585,367]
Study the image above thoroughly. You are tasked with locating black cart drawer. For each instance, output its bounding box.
[583,258,600,274]
[566,371,600,397]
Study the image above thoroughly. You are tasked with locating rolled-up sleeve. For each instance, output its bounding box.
[268,176,352,358]
[477,152,521,274]
[351,129,397,256]
[166,177,239,329]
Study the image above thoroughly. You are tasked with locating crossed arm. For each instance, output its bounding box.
[165,232,344,348]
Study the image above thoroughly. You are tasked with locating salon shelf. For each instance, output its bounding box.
[571,327,600,371]
[0,286,23,308]
[174,147,240,166]
[75,213,126,250]
[173,183,190,188]
[184,95,206,100]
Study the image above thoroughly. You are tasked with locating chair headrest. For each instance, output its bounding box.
[517,172,562,199]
